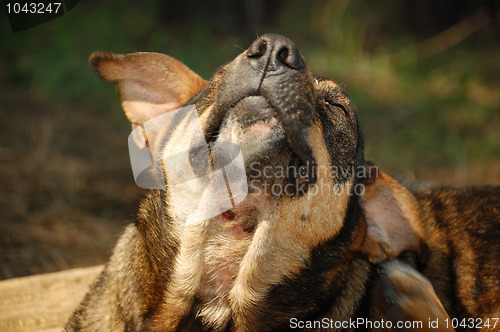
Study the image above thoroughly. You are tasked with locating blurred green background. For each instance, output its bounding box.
[0,0,499,279]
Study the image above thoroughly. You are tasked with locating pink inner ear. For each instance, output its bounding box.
[360,172,424,263]
[119,80,184,125]
[123,100,181,125]
[363,195,415,263]
[90,51,207,126]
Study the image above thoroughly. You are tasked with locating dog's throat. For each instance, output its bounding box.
[194,201,264,305]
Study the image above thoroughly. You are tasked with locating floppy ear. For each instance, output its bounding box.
[372,260,453,331]
[358,163,425,263]
[89,51,207,126]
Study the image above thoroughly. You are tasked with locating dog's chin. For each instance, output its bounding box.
[217,95,285,158]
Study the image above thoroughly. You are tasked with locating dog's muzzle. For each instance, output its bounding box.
[201,34,317,185]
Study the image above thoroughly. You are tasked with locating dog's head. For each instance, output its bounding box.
[90,34,425,330]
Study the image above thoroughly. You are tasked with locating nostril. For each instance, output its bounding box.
[277,44,303,70]
[277,47,289,64]
[247,34,305,71]
[248,40,267,58]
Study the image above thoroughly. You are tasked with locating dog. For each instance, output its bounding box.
[65,34,499,331]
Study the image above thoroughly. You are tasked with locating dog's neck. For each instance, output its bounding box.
[139,188,374,331]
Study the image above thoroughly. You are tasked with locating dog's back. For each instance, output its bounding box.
[413,186,500,320]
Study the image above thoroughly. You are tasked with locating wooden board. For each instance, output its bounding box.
[0,265,103,332]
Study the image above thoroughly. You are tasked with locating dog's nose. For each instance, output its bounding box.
[247,34,305,71]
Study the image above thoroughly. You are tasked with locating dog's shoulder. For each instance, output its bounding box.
[65,222,165,331]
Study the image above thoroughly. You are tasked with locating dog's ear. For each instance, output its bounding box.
[89,52,207,125]
[372,260,453,331]
[357,163,425,263]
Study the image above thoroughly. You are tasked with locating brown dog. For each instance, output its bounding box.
[65,34,499,331]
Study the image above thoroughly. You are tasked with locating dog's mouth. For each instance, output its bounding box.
[204,93,315,163]
[217,95,283,144]
[201,90,317,189]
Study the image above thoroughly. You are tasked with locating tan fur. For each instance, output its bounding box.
[149,119,356,331]
[153,224,204,330]
[89,52,207,125]
[229,122,351,330]
[372,260,453,332]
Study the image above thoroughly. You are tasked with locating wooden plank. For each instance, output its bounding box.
[0,265,103,332]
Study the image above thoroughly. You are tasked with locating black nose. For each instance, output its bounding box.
[247,34,305,71]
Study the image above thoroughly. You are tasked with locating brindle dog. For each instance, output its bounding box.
[65,34,499,331]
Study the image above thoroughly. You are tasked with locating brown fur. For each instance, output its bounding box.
[413,186,500,321]
[66,34,499,332]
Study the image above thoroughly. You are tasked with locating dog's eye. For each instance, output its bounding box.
[325,100,348,117]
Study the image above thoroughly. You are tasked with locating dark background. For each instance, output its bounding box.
[1,0,499,279]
